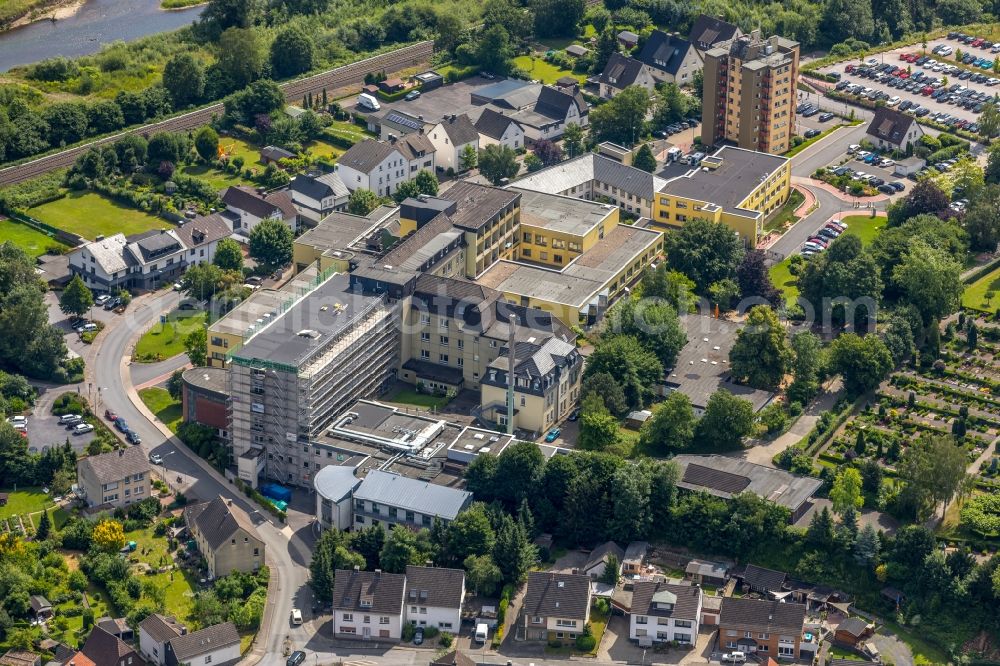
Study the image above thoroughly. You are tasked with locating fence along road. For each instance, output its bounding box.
[0,40,434,187]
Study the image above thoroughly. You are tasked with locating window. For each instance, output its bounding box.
[556,620,576,628]
[364,616,371,624]
[343,613,353,622]
[636,616,648,625]
[421,332,430,342]
[675,620,692,628]
[379,616,389,624]
[439,354,448,364]
[531,616,543,624]
[421,350,430,360]
[440,336,449,346]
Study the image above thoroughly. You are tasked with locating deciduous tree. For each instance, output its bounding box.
[59,275,93,318]
[663,218,745,293]
[162,54,205,108]
[830,467,864,516]
[248,218,293,269]
[213,238,244,272]
[92,519,126,552]
[194,126,219,162]
[693,389,754,451]
[348,189,379,216]
[828,332,893,396]
[729,305,791,390]
[639,390,695,453]
[271,26,315,78]
[579,393,620,451]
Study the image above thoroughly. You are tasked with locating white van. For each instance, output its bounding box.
[475,623,488,643]
[357,93,381,112]
[666,147,682,162]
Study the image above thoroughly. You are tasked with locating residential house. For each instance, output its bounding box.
[372,110,433,140]
[123,229,187,290]
[78,626,142,666]
[260,145,296,164]
[337,135,436,197]
[174,214,232,267]
[475,108,525,151]
[0,650,40,666]
[718,597,806,659]
[287,172,350,226]
[428,114,480,173]
[622,541,649,576]
[636,30,703,86]
[379,78,406,94]
[738,564,787,594]
[522,572,592,644]
[97,617,134,642]
[629,582,702,646]
[470,81,588,142]
[66,233,130,294]
[833,617,874,647]
[582,541,625,579]
[221,185,298,236]
[184,496,265,578]
[403,565,465,632]
[618,30,639,48]
[685,559,729,587]
[687,14,741,52]
[164,622,240,666]
[332,568,407,640]
[866,106,925,152]
[599,53,656,99]
[76,447,150,509]
[138,614,185,666]
[29,596,52,621]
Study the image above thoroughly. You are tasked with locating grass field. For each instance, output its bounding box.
[837,214,887,245]
[134,310,207,362]
[0,219,69,257]
[513,55,586,84]
[139,387,182,432]
[177,162,249,190]
[305,139,346,161]
[963,264,1000,312]
[125,525,199,621]
[325,120,374,144]
[29,191,166,240]
[384,387,451,410]
[0,487,51,520]
[218,137,262,166]
[0,0,58,26]
[770,258,800,307]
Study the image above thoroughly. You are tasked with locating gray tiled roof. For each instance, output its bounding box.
[404,566,465,609]
[523,572,591,621]
[687,14,739,49]
[80,233,129,275]
[333,569,407,614]
[289,172,350,202]
[474,108,522,140]
[534,86,586,120]
[441,181,520,231]
[167,622,239,660]
[337,139,398,173]
[184,496,262,551]
[584,541,624,572]
[139,613,184,644]
[78,447,149,486]
[631,581,701,620]
[638,31,696,76]
[600,53,646,88]
[740,564,788,592]
[354,470,471,520]
[673,455,821,513]
[175,214,232,250]
[438,114,480,146]
[867,106,917,145]
[222,186,295,221]
[719,597,805,635]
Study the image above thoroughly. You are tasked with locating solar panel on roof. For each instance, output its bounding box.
[682,463,752,494]
[386,112,423,131]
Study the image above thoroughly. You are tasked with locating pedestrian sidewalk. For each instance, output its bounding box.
[791,176,891,204]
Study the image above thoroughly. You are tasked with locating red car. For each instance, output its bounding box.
[846,64,855,72]
[104,409,118,421]
[921,85,934,95]
[972,38,984,47]
[898,71,909,79]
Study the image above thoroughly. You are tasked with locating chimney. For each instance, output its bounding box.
[226,498,233,506]
[119,449,124,457]
[374,569,382,576]
[353,565,360,572]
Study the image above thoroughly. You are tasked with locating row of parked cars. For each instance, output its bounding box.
[800,219,850,256]
[653,117,700,138]
[945,32,1000,52]
[930,43,999,71]
[104,409,143,445]
[56,413,95,435]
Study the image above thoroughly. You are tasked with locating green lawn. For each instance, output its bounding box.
[28,191,167,240]
[0,487,52,520]
[765,189,806,232]
[963,264,1000,312]
[219,136,262,165]
[384,387,451,410]
[177,162,249,191]
[124,525,199,622]
[770,258,799,307]
[325,120,374,144]
[139,387,182,432]
[838,214,886,246]
[513,55,586,84]
[134,310,207,362]
[0,219,69,258]
[305,139,346,161]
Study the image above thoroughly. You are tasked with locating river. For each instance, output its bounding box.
[0,0,204,72]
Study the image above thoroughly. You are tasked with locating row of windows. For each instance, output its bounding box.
[340,613,390,624]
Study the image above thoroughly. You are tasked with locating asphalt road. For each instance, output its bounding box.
[0,41,434,187]
[89,290,312,664]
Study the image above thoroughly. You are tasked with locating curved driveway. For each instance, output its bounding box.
[90,291,313,664]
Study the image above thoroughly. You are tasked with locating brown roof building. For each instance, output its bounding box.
[184,496,265,578]
[718,597,806,659]
[522,572,592,643]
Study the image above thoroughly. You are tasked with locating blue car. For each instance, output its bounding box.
[115,418,129,433]
[544,428,561,443]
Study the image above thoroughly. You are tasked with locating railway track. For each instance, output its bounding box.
[0,40,434,187]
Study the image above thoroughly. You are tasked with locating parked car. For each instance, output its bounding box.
[58,413,81,425]
[890,181,906,192]
[103,297,121,310]
[722,653,747,664]
[878,184,896,195]
[75,322,98,333]
[544,428,561,442]
[568,409,580,421]
[413,627,424,645]
[115,418,129,433]
[95,294,111,305]
[105,409,118,421]
[73,423,94,435]
[126,430,142,445]
[804,128,821,138]
[149,453,163,465]
[404,90,421,101]
[290,609,303,626]
[286,652,306,666]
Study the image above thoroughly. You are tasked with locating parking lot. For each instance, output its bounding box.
[816,34,1000,129]
[21,408,97,455]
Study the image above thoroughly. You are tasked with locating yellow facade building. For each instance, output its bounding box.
[513,187,619,269]
[652,146,791,247]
